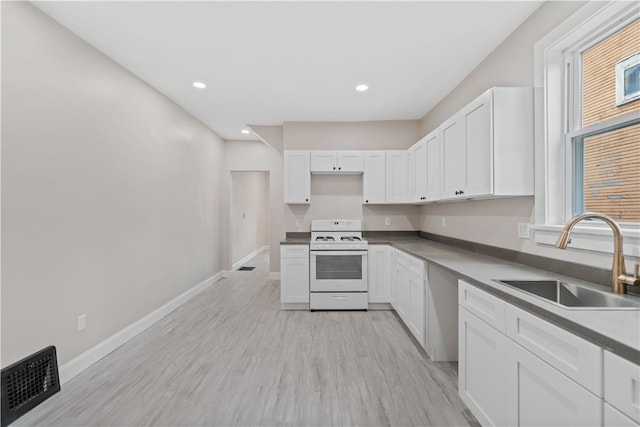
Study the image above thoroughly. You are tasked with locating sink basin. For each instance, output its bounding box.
[494,280,640,310]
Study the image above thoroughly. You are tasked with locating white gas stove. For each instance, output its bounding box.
[310,219,368,251]
[309,219,368,310]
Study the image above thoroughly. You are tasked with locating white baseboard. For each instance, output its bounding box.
[232,245,269,270]
[58,270,228,384]
[268,272,281,280]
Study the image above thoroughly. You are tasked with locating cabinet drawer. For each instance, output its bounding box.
[281,245,309,258]
[458,280,506,332]
[310,292,368,310]
[396,251,425,278]
[505,304,602,396]
[605,350,640,423]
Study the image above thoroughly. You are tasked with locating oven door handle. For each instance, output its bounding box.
[310,250,369,256]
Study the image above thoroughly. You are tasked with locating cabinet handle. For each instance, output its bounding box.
[459,190,464,195]
[338,167,341,170]
[366,200,369,203]
[455,191,459,195]
[333,166,336,170]
[305,198,309,202]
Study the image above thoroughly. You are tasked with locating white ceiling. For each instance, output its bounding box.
[33,1,543,141]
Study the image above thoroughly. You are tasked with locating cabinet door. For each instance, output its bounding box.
[604,350,640,424]
[463,91,492,197]
[284,151,310,204]
[440,114,466,199]
[458,307,507,427]
[386,150,408,203]
[505,338,601,426]
[368,245,392,303]
[425,130,441,202]
[396,265,411,323]
[408,272,425,346]
[390,249,398,309]
[280,256,310,304]
[412,140,428,202]
[363,151,386,204]
[310,150,337,172]
[337,151,364,172]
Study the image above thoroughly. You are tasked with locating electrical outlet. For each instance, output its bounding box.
[77,314,86,331]
[441,217,446,227]
[295,218,301,227]
[385,217,391,226]
[518,223,530,239]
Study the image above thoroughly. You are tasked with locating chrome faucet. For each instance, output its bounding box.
[555,212,639,294]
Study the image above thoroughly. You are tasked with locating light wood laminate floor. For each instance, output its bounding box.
[16,251,478,426]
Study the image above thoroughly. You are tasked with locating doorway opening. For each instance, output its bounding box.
[230,171,270,271]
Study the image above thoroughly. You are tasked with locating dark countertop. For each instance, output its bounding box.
[281,235,640,363]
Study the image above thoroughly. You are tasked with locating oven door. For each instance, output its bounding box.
[310,250,368,292]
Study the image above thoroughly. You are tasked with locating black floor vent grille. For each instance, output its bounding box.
[1,346,60,427]
[238,266,255,271]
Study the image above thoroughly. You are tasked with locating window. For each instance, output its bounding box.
[568,18,640,223]
[616,52,640,106]
[533,1,640,256]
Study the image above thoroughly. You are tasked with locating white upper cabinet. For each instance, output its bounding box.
[409,138,427,202]
[386,150,409,203]
[310,150,364,173]
[284,150,310,204]
[363,151,386,204]
[425,130,441,202]
[440,87,533,200]
[409,128,440,203]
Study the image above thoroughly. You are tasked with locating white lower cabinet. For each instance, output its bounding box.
[459,280,612,427]
[408,271,425,345]
[280,245,309,308]
[505,337,602,426]
[395,251,426,346]
[367,245,392,303]
[604,351,640,424]
[390,248,398,309]
[459,307,507,427]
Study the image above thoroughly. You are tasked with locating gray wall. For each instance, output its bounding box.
[1,2,226,367]
[417,1,628,270]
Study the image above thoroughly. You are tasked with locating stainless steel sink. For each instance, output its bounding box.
[494,280,640,310]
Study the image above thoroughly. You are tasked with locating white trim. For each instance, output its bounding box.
[232,245,269,270]
[268,272,281,281]
[58,270,229,384]
[532,224,640,257]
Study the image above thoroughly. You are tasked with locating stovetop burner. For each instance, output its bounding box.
[315,236,335,242]
[340,236,361,241]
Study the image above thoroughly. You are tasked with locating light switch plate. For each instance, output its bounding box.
[385,217,391,226]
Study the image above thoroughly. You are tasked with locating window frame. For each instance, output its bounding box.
[531,1,640,257]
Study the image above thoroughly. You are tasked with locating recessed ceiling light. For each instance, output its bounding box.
[355,83,369,92]
[241,129,251,135]
[192,81,207,89]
